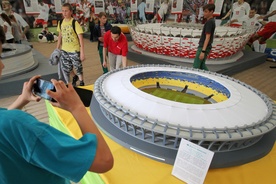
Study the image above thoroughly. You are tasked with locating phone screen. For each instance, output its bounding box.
[33,79,56,101]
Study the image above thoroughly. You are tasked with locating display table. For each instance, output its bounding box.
[45,86,276,184]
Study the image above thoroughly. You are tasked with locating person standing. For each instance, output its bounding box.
[94,12,112,74]
[137,0,146,23]
[193,3,216,71]
[56,3,85,86]
[229,7,261,29]
[152,0,169,23]
[103,26,128,71]
[221,0,250,23]
[33,0,50,28]
[0,13,14,43]
[0,26,114,184]
[2,0,29,43]
[9,14,22,43]
[248,8,276,53]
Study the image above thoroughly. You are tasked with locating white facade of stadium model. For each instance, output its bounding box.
[101,66,268,130]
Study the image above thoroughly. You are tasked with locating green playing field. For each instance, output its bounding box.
[142,88,211,104]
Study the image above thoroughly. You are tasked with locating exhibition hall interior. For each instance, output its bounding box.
[0,0,276,184]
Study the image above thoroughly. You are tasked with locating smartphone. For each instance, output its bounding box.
[32,79,93,106]
[33,78,56,102]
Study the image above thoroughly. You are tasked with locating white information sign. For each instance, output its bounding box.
[172,139,214,184]
[94,0,105,15]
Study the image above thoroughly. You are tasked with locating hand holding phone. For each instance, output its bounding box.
[32,78,92,107]
[32,78,56,102]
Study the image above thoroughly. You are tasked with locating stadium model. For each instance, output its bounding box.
[130,23,256,61]
[91,65,276,168]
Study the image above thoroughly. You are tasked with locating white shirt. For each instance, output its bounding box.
[37,3,50,21]
[12,12,29,39]
[268,0,276,22]
[239,14,261,28]
[3,21,14,40]
[231,2,251,21]
[13,12,29,28]
[107,4,114,15]
[158,2,169,18]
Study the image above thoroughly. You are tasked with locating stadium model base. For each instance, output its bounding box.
[1,43,37,79]
[91,65,276,168]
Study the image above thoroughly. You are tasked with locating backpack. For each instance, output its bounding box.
[58,19,77,36]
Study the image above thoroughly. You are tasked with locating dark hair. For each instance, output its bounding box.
[0,26,6,44]
[203,4,215,12]
[1,13,12,26]
[250,7,257,11]
[111,26,121,35]
[8,14,16,22]
[98,12,107,18]
[62,3,73,11]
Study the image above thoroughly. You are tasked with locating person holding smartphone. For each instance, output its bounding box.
[0,26,113,183]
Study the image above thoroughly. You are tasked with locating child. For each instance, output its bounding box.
[193,4,216,71]
[0,13,14,43]
[56,3,85,86]
[9,15,22,43]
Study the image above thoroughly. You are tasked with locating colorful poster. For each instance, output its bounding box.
[131,0,138,13]
[145,0,154,13]
[171,0,183,14]
[23,0,39,14]
[94,0,105,14]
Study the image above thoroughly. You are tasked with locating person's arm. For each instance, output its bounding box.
[11,25,14,36]
[121,37,128,68]
[199,33,211,60]
[103,47,108,68]
[222,9,231,20]
[48,80,114,173]
[245,3,250,16]
[8,75,42,110]
[261,10,276,20]
[228,19,238,25]
[56,31,62,49]
[122,56,127,68]
[3,24,7,33]
[78,34,85,62]
[103,33,108,68]
[22,25,30,39]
